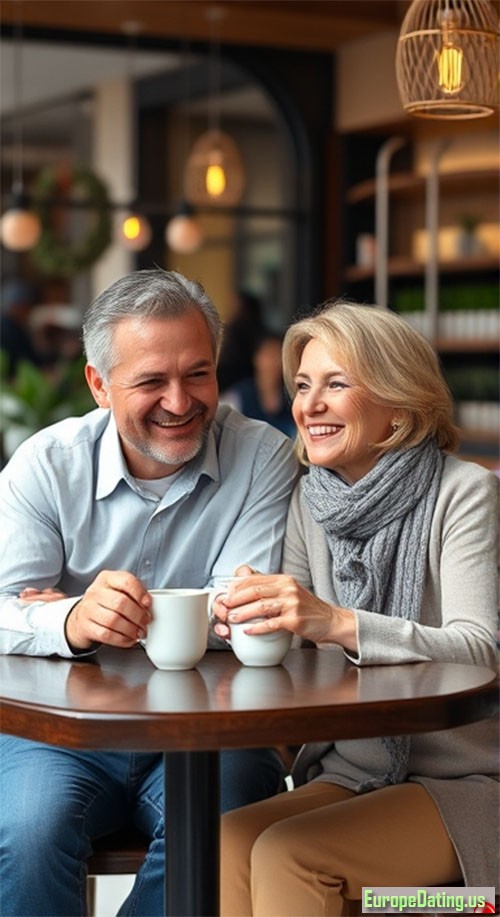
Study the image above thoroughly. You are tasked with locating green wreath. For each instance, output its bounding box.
[31,166,112,277]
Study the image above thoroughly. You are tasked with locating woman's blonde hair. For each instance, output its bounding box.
[283,300,459,465]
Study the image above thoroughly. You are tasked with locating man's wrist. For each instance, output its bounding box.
[64,607,99,655]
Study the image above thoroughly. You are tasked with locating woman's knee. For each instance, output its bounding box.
[221,807,259,861]
[250,819,299,875]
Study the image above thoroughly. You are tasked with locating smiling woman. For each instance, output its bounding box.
[291,339,395,483]
[218,299,499,915]
[283,300,460,468]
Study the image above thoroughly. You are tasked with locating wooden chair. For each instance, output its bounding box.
[86,826,149,915]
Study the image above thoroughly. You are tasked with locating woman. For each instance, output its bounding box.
[212,301,498,916]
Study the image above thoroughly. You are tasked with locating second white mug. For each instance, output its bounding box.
[229,617,292,667]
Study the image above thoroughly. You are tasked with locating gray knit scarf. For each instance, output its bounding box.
[302,437,444,789]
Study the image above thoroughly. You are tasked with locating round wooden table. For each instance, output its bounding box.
[1,646,497,915]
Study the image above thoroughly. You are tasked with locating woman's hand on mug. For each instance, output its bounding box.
[218,573,358,652]
[210,565,257,640]
[18,587,68,603]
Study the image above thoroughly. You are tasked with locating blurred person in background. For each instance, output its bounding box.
[217,288,266,391]
[30,304,83,366]
[0,278,44,378]
[221,333,295,438]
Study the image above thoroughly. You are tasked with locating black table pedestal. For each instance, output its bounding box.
[165,750,220,916]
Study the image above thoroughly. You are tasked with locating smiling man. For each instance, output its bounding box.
[0,268,299,916]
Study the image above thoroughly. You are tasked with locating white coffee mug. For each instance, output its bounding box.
[229,617,292,667]
[145,589,209,670]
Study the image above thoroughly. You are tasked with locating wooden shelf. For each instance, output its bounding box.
[459,429,500,445]
[344,255,499,282]
[435,338,499,353]
[346,168,499,204]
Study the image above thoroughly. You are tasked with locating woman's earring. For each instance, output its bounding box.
[391,421,399,432]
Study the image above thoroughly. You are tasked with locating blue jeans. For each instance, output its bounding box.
[0,735,284,916]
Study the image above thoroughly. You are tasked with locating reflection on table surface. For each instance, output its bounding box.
[0,644,496,716]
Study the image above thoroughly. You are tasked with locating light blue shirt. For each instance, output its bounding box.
[0,404,299,657]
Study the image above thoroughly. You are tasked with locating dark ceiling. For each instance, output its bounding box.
[1,1,409,52]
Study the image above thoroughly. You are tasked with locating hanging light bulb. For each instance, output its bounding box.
[118,211,152,251]
[396,0,499,119]
[206,161,225,197]
[437,9,464,95]
[165,202,204,254]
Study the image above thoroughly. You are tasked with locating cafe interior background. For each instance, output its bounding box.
[0,0,498,464]
[0,1,498,909]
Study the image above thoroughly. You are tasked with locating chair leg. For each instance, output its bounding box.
[87,875,97,917]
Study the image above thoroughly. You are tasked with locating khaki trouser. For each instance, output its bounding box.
[221,781,461,917]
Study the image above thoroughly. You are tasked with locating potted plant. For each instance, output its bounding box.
[0,353,95,462]
[456,214,484,257]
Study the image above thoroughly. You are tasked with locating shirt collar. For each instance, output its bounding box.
[95,411,220,501]
[96,413,132,500]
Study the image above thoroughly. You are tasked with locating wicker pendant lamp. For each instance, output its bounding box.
[395,0,499,119]
[184,129,245,207]
[184,8,245,207]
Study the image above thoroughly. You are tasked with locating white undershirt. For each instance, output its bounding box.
[134,468,183,500]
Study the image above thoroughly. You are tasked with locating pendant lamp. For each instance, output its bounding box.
[165,201,204,254]
[395,0,499,119]
[164,46,204,254]
[0,17,41,251]
[183,9,245,207]
[184,129,245,206]
[116,22,152,252]
[118,211,153,252]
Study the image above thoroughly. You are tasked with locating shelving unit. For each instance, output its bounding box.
[341,133,499,471]
[345,254,499,282]
[346,167,499,205]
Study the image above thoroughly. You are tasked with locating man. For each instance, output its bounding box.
[0,269,299,916]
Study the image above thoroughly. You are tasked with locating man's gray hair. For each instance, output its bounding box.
[82,268,224,379]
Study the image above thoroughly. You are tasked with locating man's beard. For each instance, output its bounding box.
[126,419,211,471]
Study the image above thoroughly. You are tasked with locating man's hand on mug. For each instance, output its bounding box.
[65,571,152,652]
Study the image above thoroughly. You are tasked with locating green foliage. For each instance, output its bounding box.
[0,354,95,450]
[444,365,499,401]
[394,283,499,313]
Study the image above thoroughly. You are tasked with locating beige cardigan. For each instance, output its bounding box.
[284,455,499,887]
